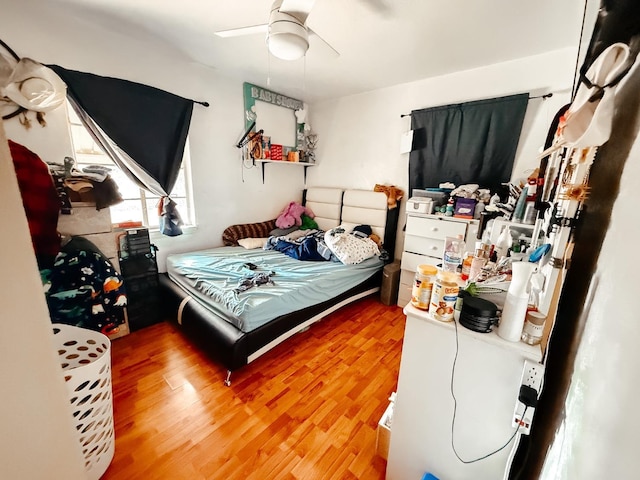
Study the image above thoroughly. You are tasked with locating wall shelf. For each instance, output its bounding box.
[254,159,316,184]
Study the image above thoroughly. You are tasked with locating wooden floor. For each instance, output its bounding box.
[102,297,406,480]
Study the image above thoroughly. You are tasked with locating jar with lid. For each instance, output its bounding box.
[411,264,438,310]
[429,270,460,322]
[521,311,546,345]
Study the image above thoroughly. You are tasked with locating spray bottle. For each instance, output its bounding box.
[498,261,537,342]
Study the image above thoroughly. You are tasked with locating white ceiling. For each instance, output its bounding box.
[10,0,588,103]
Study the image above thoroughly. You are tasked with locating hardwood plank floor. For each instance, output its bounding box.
[102,297,406,479]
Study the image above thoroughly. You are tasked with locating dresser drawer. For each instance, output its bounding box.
[401,251,440,273]
[404,234,444,258]
[406,215,467,241]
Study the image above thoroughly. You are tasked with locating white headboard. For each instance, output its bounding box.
[341,189,388,240]
[305,187,343,231]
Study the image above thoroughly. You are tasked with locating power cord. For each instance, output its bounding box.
[450,318,530,463]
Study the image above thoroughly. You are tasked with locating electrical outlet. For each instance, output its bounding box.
[512,360,545,435]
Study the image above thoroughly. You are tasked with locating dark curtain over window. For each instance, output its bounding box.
[409,93,529,195]
[49,65,193,196]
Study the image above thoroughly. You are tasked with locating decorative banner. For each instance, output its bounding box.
[245,84,303,110]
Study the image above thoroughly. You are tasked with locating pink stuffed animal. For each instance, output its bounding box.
[276,201,315,229]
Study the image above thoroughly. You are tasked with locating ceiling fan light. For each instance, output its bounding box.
[267,11,309,60]
[268,32,309,60]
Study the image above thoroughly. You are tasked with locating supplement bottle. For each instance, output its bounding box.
[429,270,460,322]
[411,264,438,310]
[521,311,546,345]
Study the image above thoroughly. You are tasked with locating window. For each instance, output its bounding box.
[67,105,194,228]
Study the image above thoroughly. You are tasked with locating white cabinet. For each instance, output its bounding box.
[397,213,479,307]
[386,306,542,480]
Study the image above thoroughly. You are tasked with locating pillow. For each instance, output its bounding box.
[324,228,380,265]
[222,219,277,246]
[283,229,310,241]
[270,226,299,236]
[237,237,268,249]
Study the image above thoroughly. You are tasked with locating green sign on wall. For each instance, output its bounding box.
[243,82,305,154]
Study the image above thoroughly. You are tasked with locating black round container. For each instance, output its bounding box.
[459,295,499,333]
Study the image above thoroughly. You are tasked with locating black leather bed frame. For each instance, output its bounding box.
[159,270,382,384]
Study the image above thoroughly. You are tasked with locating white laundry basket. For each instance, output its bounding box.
[53,324,115,480]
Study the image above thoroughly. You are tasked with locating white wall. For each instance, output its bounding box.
[310,48,576,258]
[0,123,86,479]
[4,106,74,165]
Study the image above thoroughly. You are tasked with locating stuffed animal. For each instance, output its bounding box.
[276,201,315,229]
[369,233,382,248]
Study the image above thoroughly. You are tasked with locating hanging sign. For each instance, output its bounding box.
[243,82,304,156]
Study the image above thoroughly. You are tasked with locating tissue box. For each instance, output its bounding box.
[454,198,476,218]
[407,196,433,214]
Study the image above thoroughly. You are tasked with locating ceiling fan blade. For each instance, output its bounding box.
[357,0,391,14]
[308,27,339,57]
[279,0,316,24]
[214,24,268,38]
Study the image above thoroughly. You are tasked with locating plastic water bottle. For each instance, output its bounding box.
[443,235,465,272]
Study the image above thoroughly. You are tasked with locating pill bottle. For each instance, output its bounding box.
[429,270,460,322]
[411,264,438,310]
[521,311,546,345]
[460,252,473,281]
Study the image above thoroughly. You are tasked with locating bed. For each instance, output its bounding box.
[159,187,397,385]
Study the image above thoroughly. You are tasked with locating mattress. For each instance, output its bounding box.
[166,246,383,333]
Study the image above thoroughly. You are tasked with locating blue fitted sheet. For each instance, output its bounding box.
[166,246,383,333]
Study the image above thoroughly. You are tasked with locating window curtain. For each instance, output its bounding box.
[409,93,529,196]
[49,66,197,235]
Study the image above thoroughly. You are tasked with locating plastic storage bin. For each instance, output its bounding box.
[53,324,114,480]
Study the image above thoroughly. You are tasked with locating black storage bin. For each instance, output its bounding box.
[119,228,161,331]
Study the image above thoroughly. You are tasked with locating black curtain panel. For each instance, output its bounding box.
[49,65,194,196]
[408,93,529,196]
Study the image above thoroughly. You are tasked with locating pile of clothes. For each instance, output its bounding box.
[47,156,123,210]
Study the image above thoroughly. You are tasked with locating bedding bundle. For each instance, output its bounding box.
[260,225,380,264]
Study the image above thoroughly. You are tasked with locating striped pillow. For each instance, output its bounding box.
[222,219,277,246]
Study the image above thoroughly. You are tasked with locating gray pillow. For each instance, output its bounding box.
[270,226,299,236]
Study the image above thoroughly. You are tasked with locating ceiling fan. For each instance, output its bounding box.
[214,0,338,61]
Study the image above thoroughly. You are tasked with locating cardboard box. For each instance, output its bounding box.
[58,202,112,235]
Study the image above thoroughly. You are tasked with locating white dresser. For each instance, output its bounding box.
[397,213,479,307]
